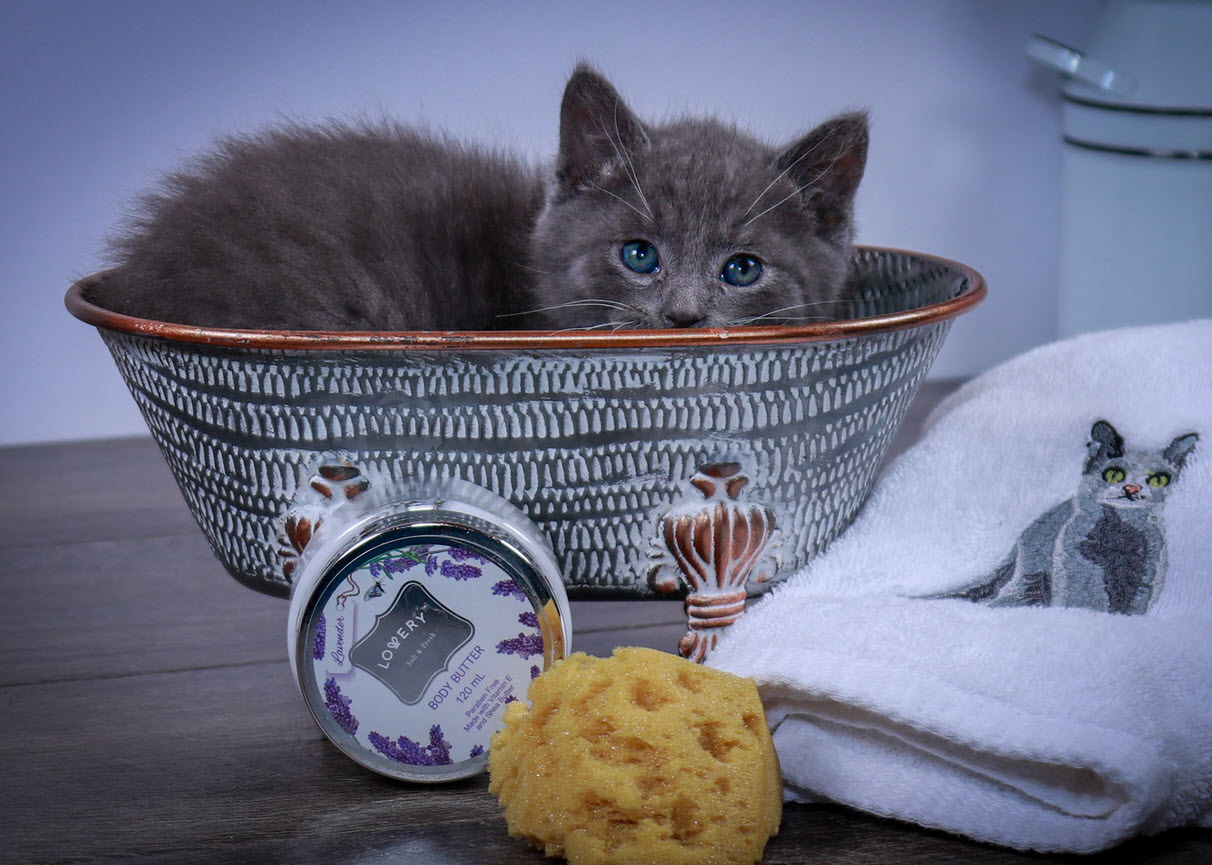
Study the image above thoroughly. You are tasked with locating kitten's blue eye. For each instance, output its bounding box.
[721,254,763,287]
[621,240,659,274]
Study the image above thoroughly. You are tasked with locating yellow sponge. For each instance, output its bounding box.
[488,647,781,865]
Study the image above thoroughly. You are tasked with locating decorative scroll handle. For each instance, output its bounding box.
[276,460,371,581]
[648,462,777,662]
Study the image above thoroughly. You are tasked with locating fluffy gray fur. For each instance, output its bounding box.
[101,64,868,332]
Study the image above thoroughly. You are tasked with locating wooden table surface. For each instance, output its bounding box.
[3,381,1209,865]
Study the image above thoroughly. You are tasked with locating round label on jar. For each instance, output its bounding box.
[298,526,555,781]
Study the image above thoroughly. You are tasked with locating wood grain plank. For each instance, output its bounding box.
[0,436,199,550]
[0,532,284,685]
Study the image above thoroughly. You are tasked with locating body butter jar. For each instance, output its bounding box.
[287,480,572,782]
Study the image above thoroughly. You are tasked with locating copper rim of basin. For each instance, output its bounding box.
[65,246,986,351]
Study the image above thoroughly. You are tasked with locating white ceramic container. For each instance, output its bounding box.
[1030,0,1212,336]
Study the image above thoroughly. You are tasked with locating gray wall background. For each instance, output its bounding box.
[2,0,1102,446]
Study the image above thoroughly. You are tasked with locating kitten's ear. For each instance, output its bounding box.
[774,112,868,244]
[1163,431,1199,469]
[557,63,648,193]
[1086,420,1125,470]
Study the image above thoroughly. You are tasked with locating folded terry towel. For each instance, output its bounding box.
[709,319,1212,853]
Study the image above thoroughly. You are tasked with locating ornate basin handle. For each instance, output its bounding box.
[648,462,779,662]
[277,459,372,581]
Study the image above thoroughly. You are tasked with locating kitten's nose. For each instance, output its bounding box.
[662,308,707,328]
[1123,483,1143,497]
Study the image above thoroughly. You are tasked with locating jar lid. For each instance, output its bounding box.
[287,481,571,782]
[1034,3,1212,111]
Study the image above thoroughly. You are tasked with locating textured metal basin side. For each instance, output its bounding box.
[68,247,985,600]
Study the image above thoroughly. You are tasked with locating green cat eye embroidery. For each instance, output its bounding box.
[620,240,659,274]
[1103,466,1126,483]
[1148,472,1171,488]
[721,254,762,287]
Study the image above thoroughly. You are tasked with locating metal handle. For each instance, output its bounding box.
[1027,34,1137,97]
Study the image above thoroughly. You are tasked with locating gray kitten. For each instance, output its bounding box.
[934,420,1199,614]
[100,64,868,332]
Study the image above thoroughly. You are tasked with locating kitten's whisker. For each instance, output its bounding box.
[730,313,834,326]
[544,319,642,336]
[588,181,654,225]
[514,262,555,277]
[741,300,839,319]
[497,298,639,319]
[592,108,652,224]
[742,134,830,217]
[743,182,811,227]
[562,298,639,312]
[730,301,840,325]
[608,103,654,221]
[742,152,843,227]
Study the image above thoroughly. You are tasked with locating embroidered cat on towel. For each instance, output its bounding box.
[937,420,1198,614]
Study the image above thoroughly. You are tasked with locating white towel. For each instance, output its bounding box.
[709,319,1212,853]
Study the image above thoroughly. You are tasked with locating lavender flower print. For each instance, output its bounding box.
[496,632,544,659]
[369,724,453,766]
[313,615,326,660]
[367,731,426,765]
[324,677,358,736]
[395,546,431,568]
[498,601,545,658]
[491,578,526,600]
[449,547,484,563]
[427,725,453,764]
[368,547,431,579]
[441,560,482,581]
